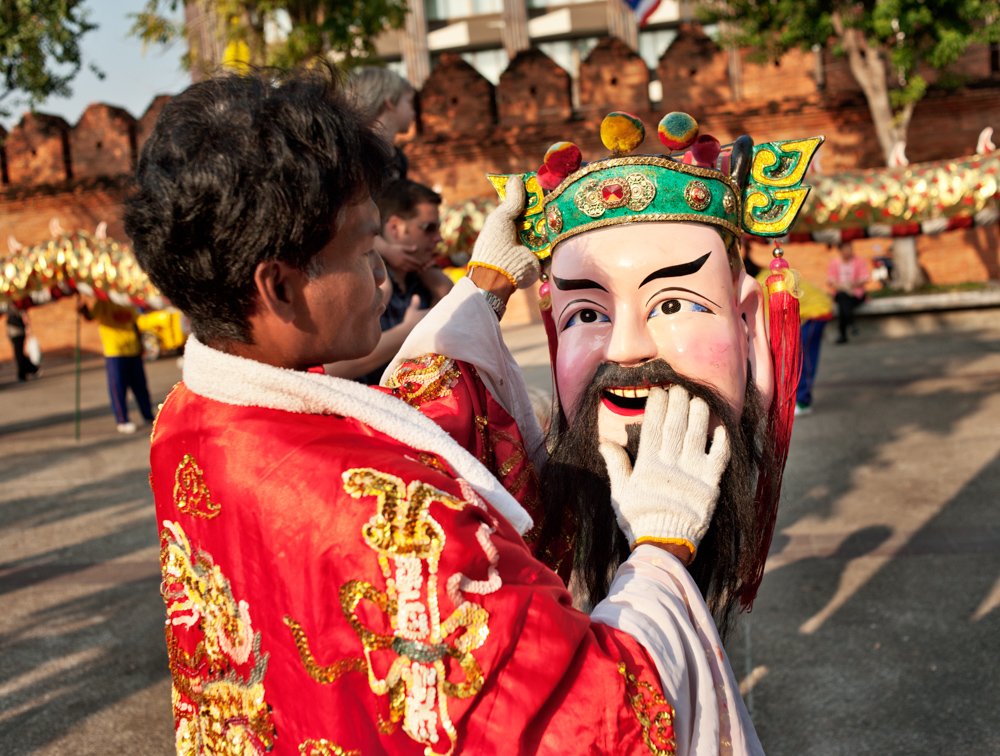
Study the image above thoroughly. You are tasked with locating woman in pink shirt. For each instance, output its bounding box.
[827,241,870,343]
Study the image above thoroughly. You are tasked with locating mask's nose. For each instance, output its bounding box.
[603,310,658,368]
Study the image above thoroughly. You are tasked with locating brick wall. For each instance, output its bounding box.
[2,29,998,365]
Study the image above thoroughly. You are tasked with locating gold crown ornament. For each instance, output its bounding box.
[488,112,824,262]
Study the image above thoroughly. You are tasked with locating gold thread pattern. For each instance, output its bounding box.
[386,354,461,408]
[338,468,500,756]
[619,663,676,755]
[173,454,221,519]
[284,616,367,684]
[299,739,361,755]
[160,520,275,754]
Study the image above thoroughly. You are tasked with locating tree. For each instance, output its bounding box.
[698,0,1000,290]
[0,0,100,120]
[130,1,408,82]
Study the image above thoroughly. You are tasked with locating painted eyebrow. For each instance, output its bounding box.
[638,251,712,288]
[552,276,609,292]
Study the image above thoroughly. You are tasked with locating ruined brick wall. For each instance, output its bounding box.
[2,31,998,365]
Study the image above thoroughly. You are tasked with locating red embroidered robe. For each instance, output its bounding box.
[152,378,676,755]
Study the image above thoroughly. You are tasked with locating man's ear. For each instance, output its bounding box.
[253,260,304,322]
[737,269,775,410]
[384,214,404,239]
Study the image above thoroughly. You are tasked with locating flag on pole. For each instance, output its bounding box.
[623,0,663,26]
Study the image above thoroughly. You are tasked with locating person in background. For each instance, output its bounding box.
[5,305,40,382]
[793,277,835,415]
[827,240,870,344]
[346,66,427,278]
[326,178,453,383]
[78,297,155,433]
[756,262,834,417]
[346,66,415,181]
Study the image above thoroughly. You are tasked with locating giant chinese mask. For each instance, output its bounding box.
[490,112,823,611]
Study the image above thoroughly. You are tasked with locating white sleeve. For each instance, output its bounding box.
[591,545,764,756]
[380,276,547,471]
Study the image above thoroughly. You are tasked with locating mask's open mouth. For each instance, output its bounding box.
[600,384,671,416]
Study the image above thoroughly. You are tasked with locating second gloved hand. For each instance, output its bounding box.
[599,385,730,559]
[468,175,540,290]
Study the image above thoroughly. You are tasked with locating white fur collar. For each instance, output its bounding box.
[182,335,533,535]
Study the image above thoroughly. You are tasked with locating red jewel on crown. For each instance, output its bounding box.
[601,182,626,205]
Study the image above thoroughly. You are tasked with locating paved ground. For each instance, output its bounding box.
[1,318,998,754]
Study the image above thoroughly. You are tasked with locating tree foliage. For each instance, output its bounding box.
[130,0,409,80]
[0,0,100,120]
[698,0,1000,162]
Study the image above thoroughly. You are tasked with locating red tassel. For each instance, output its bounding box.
[740,245,803,610]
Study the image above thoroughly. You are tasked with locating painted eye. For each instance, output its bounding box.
[648,299,710,319]
[565,308,610,329]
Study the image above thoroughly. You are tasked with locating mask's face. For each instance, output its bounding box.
[549,222,773,445]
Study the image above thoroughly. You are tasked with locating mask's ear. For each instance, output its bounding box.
[737,267,774,411]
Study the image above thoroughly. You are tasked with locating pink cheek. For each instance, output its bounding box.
[555,333,603,418]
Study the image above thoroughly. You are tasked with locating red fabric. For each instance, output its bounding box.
[381,355,574,583]
[151,382,672,754]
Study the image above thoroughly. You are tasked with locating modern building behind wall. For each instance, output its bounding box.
[373,0,694,106]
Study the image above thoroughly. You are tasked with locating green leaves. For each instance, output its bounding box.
[0,0,99,118]
[128,1,409,74]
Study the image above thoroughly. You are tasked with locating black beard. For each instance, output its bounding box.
[537,360,764,640]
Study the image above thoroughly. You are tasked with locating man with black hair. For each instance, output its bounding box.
[128,69,760,754]
[326,178,452,383]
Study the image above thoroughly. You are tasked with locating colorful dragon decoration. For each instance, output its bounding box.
[0,221,163,309]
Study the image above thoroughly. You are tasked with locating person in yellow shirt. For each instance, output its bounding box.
[79,297,155,433]
[754,262,834,417]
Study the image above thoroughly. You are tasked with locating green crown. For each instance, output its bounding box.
[488,113,823,261]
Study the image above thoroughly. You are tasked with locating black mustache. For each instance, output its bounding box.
[586,359,740,431]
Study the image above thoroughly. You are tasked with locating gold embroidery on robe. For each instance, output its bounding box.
[619,662,676,755]
[173,454,222,519]
[339,467,500,756]
[285,615,367,684]
[299,739,361,755]
[160,520,275,754]
[386,354,461,407]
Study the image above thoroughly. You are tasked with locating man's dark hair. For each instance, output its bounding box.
[377,179,442,227]
[124,67,393,345]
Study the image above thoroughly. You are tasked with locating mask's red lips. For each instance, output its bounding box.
[600,384,671,416]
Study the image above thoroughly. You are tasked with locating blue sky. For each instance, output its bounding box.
[1,1,189,130]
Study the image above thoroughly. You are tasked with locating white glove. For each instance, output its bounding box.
[468,175,541,289]
[599,385,730,556]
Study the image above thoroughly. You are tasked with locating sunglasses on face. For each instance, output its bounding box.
[417,221,440,235]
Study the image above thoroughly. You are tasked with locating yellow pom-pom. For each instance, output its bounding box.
[600,112,645,155]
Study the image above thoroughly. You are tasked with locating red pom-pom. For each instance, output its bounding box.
[691,134,721,166]
[537,164,562,191]
[544,141,582,175]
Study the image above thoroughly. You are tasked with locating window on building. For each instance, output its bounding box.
[638,28,677,70]
[537,37,600,79]
[461,48,509,84]
[425,0,503,22]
